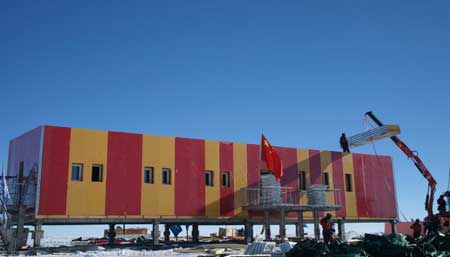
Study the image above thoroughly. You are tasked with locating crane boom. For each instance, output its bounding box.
[365,111,437,217]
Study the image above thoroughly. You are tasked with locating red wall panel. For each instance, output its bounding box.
[277,147,299,217]
[39,126,71,215]
[175,138,205,216]
[247,144,260,217]
[331,152,346,217]
[220,142,234,217]
[105,132,142,215]
[353,154,369,217]
[309,150,321,185]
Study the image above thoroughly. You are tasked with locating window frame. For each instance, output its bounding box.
[298,171,307,191]
[322,172,330,187]
[162,168,172,185]
[221,171,231,188]
[205,170,214,187]
[91,164,103,182]
[345,173,353,192]
[144,167,154,184]
[71,163,84,182]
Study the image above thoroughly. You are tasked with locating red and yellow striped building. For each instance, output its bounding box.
[7,126,398,224]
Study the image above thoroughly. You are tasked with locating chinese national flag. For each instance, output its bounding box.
[261,134,283,180]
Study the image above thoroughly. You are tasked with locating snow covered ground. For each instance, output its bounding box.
[19,248,200,257]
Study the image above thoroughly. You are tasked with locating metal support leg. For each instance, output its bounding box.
[313,210,320,240]
[296,212,305,238]
[192,224,199,243]
[279,209,286,241]
[152,220,160,245]
[164,224,170,243]
[264,211,271,240]
[337,220,345,240]
[390,220,397,234]
[108,224,116,245]
[245,222,253,244]
[33,220,43,248]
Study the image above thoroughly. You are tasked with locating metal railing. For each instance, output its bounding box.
[246,186,343,207]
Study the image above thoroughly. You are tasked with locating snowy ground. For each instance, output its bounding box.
[19,248,200,257]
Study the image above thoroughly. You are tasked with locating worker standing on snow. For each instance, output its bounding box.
[320,213,334,245]
[410,219,422,238]
[438,195,446,213]
[340,133,350,153]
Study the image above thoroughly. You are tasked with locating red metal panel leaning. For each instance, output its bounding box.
[105,131,142,215]
[39,126,71,215]
[220,142,234,217]
[175,138,205,216]
[331,151,347,218]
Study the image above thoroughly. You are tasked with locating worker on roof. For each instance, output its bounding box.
[320,213,334,245]
[410,219,422,239]
[438,195,446,214]
[340,133,350,153]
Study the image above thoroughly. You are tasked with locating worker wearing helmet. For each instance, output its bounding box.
[410,219,422,239]
[320,213,334,245]
[340,133,350,153]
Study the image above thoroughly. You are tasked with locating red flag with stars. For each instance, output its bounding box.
[261,134,283,180]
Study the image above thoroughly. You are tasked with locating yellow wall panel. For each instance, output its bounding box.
[233,143,248,216]
[67,128,108,216]
[320,151,335,217]
[297,148,311,218]
[343,153,357,218]
[205,140,220,217]
[141,135,175,217]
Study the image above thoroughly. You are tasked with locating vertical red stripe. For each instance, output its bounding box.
[105,132,142,215]
[353,154,369,217]
[277,147,299,217]
[383,156,398,218]
[331,152,346,218]
[175,138,205,216]
[309,150,321,185]
[39,126,70,215]
[246,144,260,217]
[220,142,234,217]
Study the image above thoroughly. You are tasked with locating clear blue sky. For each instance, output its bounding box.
[1,1,450,236]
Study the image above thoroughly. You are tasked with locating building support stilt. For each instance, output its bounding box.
[264,211,271,240]
[33,220,43,248]
[296,211,305,238]
[164,224,170,243]
[337,220,345,240]
[192,224,199,243]
[279,208,286,241]
[390,220,397,234]
[313,210,320,240]
[245,221,253,244]
[152,220,160,245]
[108,224,116,245]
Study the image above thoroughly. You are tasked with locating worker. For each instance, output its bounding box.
[438,195,446,213]
[410,219,422,239]
[320,213,334,245]
[340,133,350,153]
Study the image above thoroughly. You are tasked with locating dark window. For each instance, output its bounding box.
[205,170,214,186]
[322,172,330,187]
[144,167,154,184]
[345,173,353,192]
[298,171,307,190]
[71,164,83,181]
[91,164,103,182]
[221,171,231,187]
[162,168,171,185]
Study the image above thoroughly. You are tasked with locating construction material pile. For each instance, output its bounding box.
[286,233,450,257]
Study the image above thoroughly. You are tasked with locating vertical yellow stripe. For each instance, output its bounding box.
[343,153,357,218]
[233,143,248,216]
[141,135,175,217]
[205,140,220,217]
[67,128,108,216]
[320,151,335,217]
[297,148,312,218]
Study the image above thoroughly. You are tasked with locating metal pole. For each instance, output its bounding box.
[279,208,286,241]
[296,211,305,238]
[152,219,160,245]
[313,210,320,240]
[264,211,271,240]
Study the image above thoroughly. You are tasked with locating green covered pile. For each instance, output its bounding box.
[286,233,450,257]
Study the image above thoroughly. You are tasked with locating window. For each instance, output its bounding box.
[71,163,83,181]
[91,164,103,182]
[298,171,307,190]
[221,171,231,187]
[205,170,214,186]
[345,173,353,192]
[162,168,171,185]
[144,167,154,184]
[322,172,330,187]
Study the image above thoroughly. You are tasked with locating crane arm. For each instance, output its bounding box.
[365,111,437,217]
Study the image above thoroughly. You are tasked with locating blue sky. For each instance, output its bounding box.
[1,1,450,236]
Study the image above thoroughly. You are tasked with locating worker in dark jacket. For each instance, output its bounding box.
[320,213,334,245]
[410,219,422,238]
[438,195,446,213]
[340,133,350,153]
